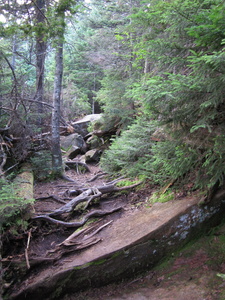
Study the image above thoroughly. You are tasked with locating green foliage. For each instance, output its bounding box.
[30,150,52,181]
[100,119,156,177]
[149,191,175,204]
[62,82,91,119]
[149,140,199,186]
[100,0,225,191]
[217,273,225,280]
[1,0,225,194]
[115,179,140,187]
[96,80,135,130]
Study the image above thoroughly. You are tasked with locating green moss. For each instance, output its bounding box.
[116,179,140,187]
[148,190,175,204]
[73,259,107,270]
[50,273,73,299]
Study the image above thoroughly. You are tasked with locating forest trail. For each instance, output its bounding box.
[4,163,225,300]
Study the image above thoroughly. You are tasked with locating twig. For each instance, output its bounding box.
[2,162,19,175]
[25,230,32,269]
[83,220,113,241]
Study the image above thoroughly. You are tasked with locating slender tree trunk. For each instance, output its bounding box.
[35,0,47,126]
[11,35,16,71]
[0,230,3,300]
[52,28,64,176]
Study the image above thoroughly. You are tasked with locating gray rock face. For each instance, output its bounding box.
[9,190,225,300]
[72,114,102,137]
[81,149,102,163]
[60,133,86,159]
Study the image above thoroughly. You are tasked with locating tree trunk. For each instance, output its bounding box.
[0,231,3,300]
[51,12,65,176]
[35,0,47,126]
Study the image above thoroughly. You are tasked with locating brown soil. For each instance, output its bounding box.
[30,164,152,259]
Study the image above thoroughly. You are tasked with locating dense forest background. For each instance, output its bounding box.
[0,0,225,239]
[1,0,225,297]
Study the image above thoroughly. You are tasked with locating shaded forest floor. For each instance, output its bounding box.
[33,164,225,300]
[4,163,225,299]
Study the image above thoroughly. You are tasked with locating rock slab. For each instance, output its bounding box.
[9,190,225,300]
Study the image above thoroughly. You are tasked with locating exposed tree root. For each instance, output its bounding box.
[49,188,102,217]
[59,220,113,246]
[61,173,76,182]
[87,171,107,182]
[32,181,142,226]
[46,220,113,259]
[2,220,114,271]
[36,195,67,204]
[66,181,143,197]
[32,206,122,228]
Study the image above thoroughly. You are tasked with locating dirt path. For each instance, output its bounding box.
[32,165,225,300]
[5,164,225,299]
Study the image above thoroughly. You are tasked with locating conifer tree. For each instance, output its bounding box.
[101,0,225,190]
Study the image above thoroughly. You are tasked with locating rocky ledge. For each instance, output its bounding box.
[8,189,225,300]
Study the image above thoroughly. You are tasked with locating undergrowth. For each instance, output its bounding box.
[0,178,34,233]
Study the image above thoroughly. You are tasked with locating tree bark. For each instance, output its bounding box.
[0,230,3,300]
[35,0,47,126]
[51,13,65,176]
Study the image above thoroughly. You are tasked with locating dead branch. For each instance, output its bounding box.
[62,220,113,246]
[48,220,113,259]
[46,238,101,261]
[82,220,113,242]
[32,206,122,228]
[0,136,8,177]
[25,230,32,269]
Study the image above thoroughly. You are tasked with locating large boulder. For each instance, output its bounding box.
[72,114,102,137]
[60,133,86,159]
[80,149,102,163]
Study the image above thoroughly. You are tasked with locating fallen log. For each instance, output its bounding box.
[13,163,34,201]
[13,163,34,220]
